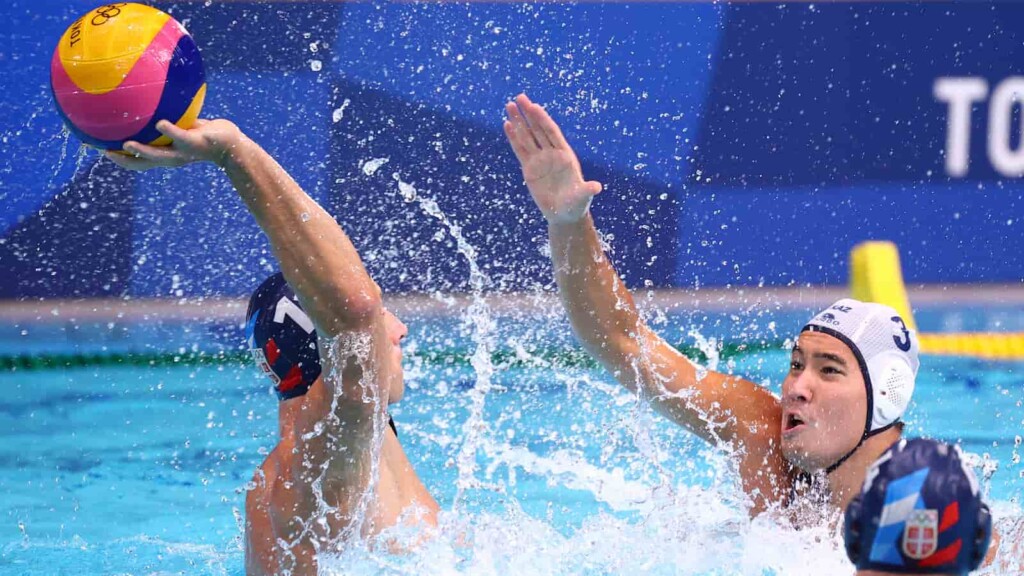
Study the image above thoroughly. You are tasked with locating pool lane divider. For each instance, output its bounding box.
[850,241,1024,360]
[0,341,785,372]
[3,334,1021,372]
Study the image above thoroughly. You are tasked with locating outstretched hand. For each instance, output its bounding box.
[504,94,603,225]
[104,118,244,171]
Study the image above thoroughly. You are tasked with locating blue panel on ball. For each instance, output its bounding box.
[125,33,206,145]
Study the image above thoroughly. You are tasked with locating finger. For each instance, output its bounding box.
[503,121,530,163]
[505,101,531,135]
[155,120,192,143]
[529,102,571,150]
[513,94,542,137]
[515,93,534,110]
[505,100,525,125]
[504,102,531,151]
[123,140,182,164]
[104,150,158,171]
[517,93,573,151]
[583,180,603,196]
[505,101,541,151]
[522,102,558,149]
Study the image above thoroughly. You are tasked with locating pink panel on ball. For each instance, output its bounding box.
[51,19,186,142]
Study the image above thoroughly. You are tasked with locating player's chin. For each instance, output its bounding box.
[781,438,801,465]
[781,439,828,472]
[388,374,405,404]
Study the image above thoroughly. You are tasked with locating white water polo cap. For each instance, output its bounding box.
[802,298,920,435]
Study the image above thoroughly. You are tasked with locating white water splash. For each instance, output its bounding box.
[688,327,721,374]
[333,99,352,123]
[361,157,389,176]
[317,482,855,576]
[264,328,395,568]
[390,171,496,505]
[72,143,91,176]
[43,126,73,192]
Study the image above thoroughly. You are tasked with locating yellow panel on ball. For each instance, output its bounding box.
[56,3,171,95]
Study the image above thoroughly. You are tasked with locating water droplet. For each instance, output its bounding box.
[361,157,389,176]
[332,99,351,123]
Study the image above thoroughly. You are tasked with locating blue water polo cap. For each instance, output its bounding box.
[245,273,322,401]
[844,438,992,574]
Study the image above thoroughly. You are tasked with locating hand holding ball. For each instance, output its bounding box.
[50,3,206,151]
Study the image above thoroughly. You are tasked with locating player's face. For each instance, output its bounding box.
[780,331,867,471]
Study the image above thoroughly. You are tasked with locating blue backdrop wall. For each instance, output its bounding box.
[1,0,1022,298]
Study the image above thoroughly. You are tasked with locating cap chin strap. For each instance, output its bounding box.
[825,421,899,475]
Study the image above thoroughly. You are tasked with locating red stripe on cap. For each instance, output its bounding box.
[918,539,962,568]
[277,365,303,392]
[265,338,281,365]
[938,501,960,533]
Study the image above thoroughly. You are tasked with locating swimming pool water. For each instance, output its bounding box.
[1,306,1022,575]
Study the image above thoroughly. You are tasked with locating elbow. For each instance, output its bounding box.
[579,331,642,377]
[586,329,640,360]
[338,288,383,328]
[345,287,383,320]
[315,282,383,335]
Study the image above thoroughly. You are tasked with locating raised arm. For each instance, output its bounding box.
[504,95,788,507]
[110,120,381,334]
[109,121,432,574]
[204,122,394,455]
[106,121,391,469]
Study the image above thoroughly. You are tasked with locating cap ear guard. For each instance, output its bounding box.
[868,352,916,431]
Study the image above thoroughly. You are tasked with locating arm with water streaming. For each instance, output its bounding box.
[105,119,393,508]
[504,95,788,507]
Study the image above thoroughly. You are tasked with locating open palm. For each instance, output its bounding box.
[504,94,602,224]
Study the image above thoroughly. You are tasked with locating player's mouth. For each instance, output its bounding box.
[783,411,809,435]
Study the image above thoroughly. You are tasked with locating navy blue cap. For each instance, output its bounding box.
[844,438,992,574]
[245,273,322,401]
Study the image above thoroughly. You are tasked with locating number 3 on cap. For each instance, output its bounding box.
[891,316,912,352]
